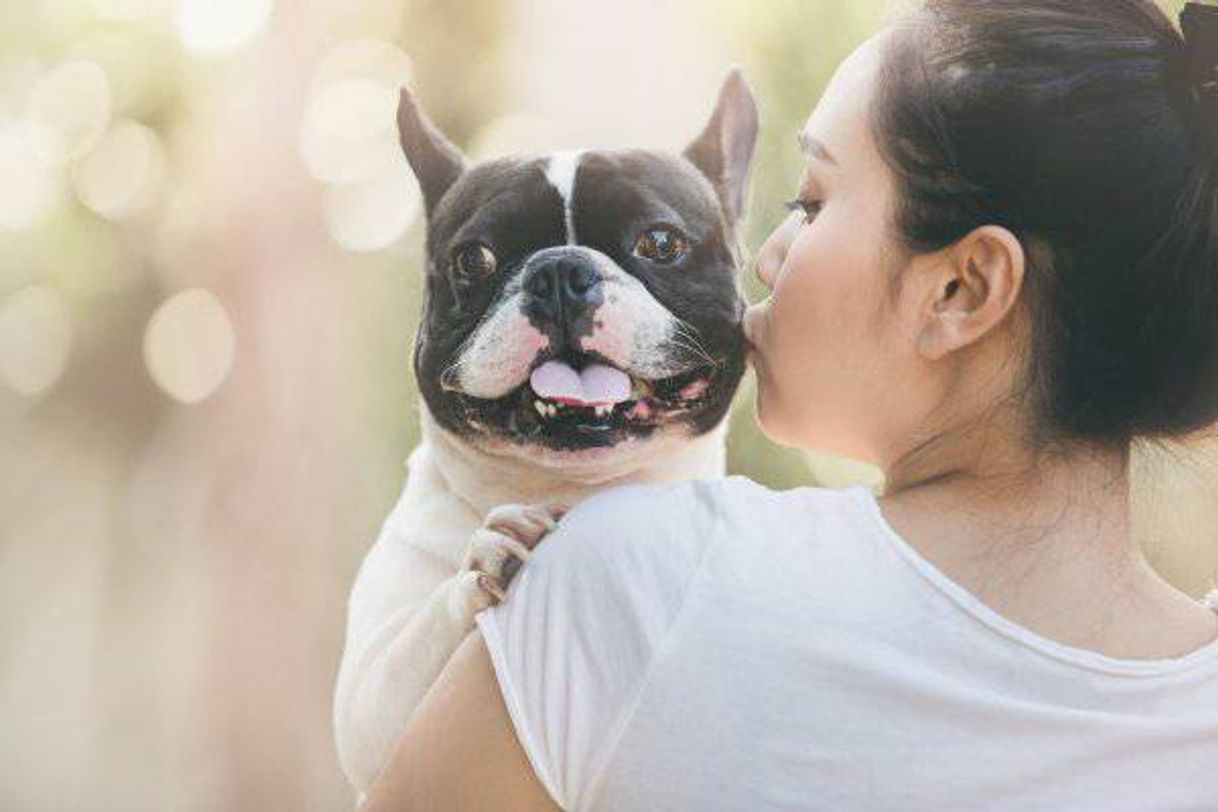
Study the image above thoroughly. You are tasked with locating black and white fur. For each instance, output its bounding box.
[333,70,759,800]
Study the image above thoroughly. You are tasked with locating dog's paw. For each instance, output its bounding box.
[458,502,568,613]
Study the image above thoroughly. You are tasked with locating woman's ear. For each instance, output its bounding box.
[914,225,1026,361]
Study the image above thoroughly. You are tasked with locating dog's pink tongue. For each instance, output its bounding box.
[529,361,631,406]
[579,364,631,404]
[529,361,582,402]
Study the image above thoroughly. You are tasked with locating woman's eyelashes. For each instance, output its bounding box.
[784,196,823,225]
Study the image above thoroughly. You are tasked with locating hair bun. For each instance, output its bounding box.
[878,0,1218,444]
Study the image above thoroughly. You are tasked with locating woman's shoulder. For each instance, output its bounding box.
[561,475,870,531]
[541,476,870,575]
[569,473,861,512]
[529,478,725,578]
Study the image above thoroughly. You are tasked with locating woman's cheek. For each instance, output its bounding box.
[768,231,815,310]
[770,233,825,365]
[751,220,819,400]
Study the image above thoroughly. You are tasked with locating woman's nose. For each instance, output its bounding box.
[753,214,797,290]
[753,247,777,291]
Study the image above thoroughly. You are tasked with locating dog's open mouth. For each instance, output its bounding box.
[456,351,721,448]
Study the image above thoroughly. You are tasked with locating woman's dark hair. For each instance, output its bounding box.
[872,0,1218,450]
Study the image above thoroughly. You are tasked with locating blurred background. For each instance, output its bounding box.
[0,0,1215,808]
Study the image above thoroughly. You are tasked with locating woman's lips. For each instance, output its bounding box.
[742,301,768,369]
[742,300,767,348]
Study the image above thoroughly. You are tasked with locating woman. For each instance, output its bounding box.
[362,1,1218,808]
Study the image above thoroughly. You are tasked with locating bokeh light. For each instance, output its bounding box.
[0,121,63,231]
[322,156,421,252]
[174,0,273,56]
[299,79,402,185]
[468,111,561,160]
[142,288,236,404]
[87,0,161,23]
[72,118,167,220]
[301,38,421,252]
[313,37,414,90]
[25,60,112,165]
[0,284,72,397]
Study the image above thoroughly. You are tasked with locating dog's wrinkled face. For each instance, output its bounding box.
[399,72,758,464]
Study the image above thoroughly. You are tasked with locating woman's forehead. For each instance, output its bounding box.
[800,31,892,173]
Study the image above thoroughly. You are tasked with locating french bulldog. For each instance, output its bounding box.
[333,68,759,801]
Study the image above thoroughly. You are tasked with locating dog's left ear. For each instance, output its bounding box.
[683,67,759,226]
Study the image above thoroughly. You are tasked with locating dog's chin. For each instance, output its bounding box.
[447,356,728,458]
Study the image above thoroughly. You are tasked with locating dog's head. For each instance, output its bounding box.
[400,71,758,467]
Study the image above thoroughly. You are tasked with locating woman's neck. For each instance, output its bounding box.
[877,406,1218,659]
[882,412,1138,584]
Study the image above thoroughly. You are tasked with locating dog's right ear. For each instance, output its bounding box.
[397,86,467,215]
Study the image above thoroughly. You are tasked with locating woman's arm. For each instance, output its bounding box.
[359,629,562,812]
[361,481,711,810]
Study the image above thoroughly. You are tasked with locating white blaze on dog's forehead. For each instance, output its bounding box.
[544,149,583,244]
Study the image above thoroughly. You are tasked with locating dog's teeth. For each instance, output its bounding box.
[534,400,547,417]
[553,402,565,411]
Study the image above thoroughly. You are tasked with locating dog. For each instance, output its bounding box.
[332,68,759,801]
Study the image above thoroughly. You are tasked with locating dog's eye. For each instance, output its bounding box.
[633,226,687,265]
[452,242,497,280]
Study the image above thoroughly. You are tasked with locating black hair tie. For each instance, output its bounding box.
[1181,2,1218,152]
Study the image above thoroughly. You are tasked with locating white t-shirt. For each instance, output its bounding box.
[474,477,1218,812]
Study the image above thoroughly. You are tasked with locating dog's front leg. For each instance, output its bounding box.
[335,502,565,799]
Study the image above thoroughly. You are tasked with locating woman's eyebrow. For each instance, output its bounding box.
[798,130,838,166]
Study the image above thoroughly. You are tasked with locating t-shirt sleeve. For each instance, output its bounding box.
[473,478,719,811]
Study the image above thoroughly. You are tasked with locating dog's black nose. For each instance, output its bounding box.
[522,256,602,323]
